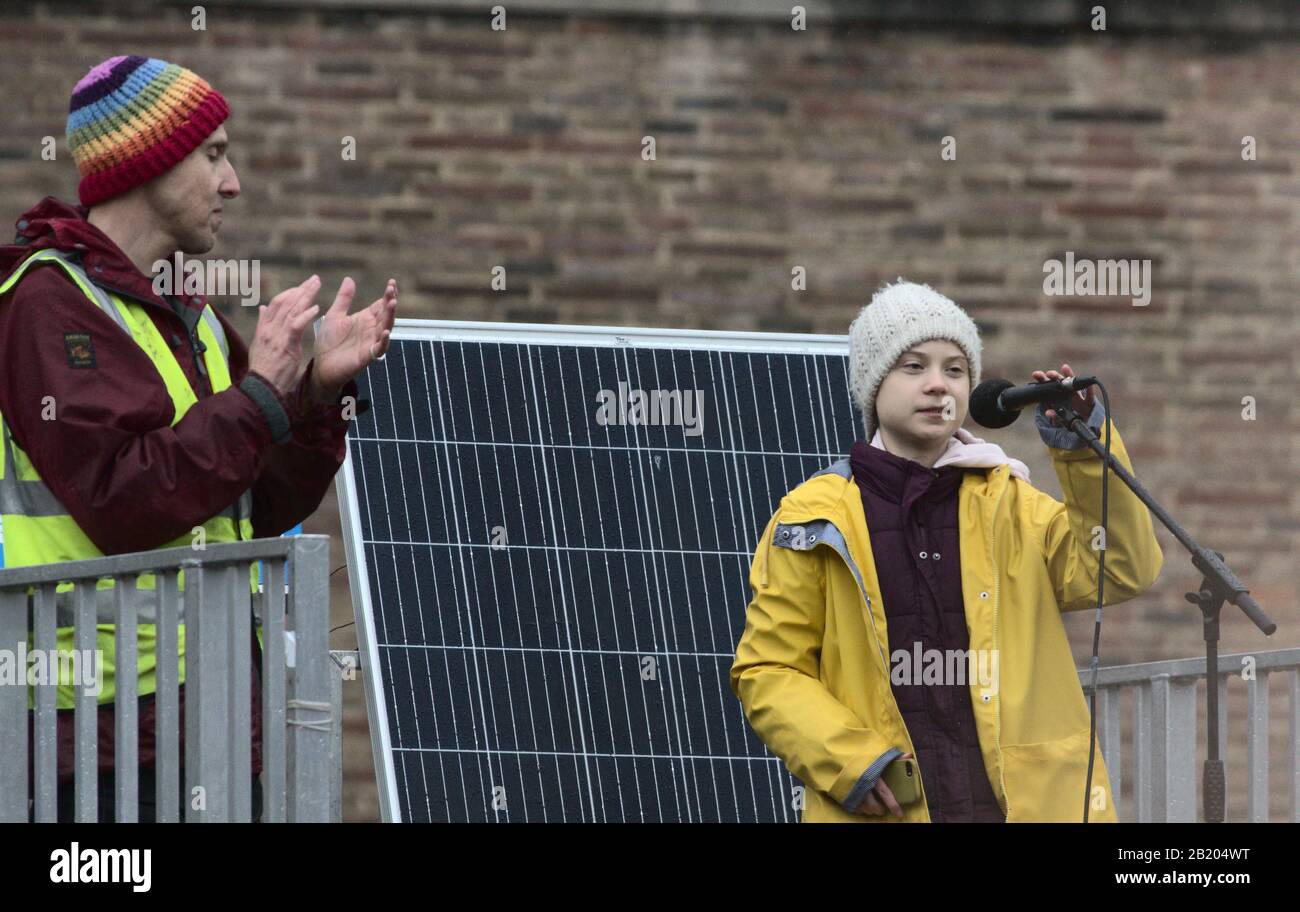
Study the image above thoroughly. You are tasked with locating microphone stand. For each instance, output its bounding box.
[1047,396,1276,824]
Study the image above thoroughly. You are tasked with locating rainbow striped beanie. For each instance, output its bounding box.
[66,56,230,207]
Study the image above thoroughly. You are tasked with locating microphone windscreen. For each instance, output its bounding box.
[969,378,1018,429]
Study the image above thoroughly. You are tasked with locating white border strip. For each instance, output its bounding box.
[338,318,849,822]
[390,317,850,355]
[336,447,403,822]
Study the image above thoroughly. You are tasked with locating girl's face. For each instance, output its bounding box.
[875,339,971,445]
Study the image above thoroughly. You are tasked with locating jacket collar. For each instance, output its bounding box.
[850,438,965,506]
[2,195,202,318]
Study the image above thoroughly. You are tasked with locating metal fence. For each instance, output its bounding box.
[1083,647,1300,822]
[0,535,338,822]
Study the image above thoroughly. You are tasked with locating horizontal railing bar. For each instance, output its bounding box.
[1080,648,1300,686]
[0,535,330,590]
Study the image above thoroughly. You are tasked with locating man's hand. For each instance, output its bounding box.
[309,276,399,406]
[1032,362,1095,427]
[247,275,324,397]
[855,751,913,819]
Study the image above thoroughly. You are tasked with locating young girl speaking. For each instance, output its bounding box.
[731,279,1163,823]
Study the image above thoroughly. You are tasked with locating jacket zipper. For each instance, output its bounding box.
[173,296,213,398]
[988,469,1011,819]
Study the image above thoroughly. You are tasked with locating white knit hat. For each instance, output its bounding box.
[848,278,983,440]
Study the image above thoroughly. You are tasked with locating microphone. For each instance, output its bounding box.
[969,375,1098,428]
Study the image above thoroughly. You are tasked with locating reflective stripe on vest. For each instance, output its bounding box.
[0,248,258,705]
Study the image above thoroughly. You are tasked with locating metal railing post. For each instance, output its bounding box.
[184,560,230,822]
[329,649,359,824]
[113,577,139,822]
[286,536,331,822]
[155,571,182,823]
[72,580,98,822]
[32,585,58,822]
[228,563,253,823]
[0,588,28,822]
[1247,672,1270,823]
[1289,670,1300,823]
[261,559,288,823]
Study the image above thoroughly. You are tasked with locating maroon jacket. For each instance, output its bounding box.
[849,440,1005,823]
[3,196,361,784]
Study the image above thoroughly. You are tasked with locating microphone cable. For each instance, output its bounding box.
[1080,381,1113,823]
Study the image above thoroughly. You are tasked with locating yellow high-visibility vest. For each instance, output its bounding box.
[0,248,257,707]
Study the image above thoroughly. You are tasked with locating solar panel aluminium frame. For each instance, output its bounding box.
[335,318,850,822]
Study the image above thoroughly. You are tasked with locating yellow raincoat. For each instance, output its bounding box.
[730,413,1163,822]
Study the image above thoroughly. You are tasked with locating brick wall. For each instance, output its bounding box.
[1,0,1296,821]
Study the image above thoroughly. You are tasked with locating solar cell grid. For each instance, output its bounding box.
[337,322,857,822]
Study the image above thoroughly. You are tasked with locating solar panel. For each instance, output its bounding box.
[337,320,858,822]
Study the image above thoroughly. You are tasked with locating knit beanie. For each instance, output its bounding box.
[66,55,230,207]
[847,278,983,441]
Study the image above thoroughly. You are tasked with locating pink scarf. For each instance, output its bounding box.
[869,426,1031,482]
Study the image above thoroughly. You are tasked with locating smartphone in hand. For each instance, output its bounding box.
[881,757,921,805]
